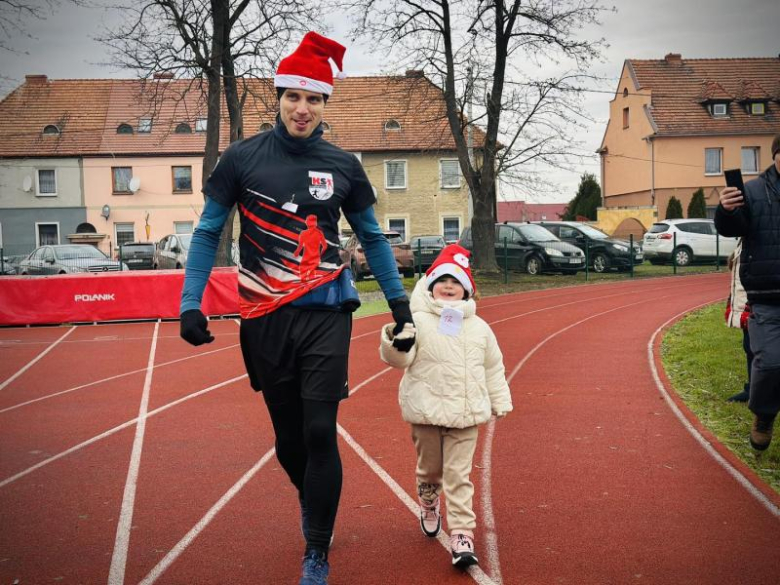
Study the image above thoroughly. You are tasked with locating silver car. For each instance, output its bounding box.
[643,219,738,266]
[18,245,127,275]
[154,233,192,269]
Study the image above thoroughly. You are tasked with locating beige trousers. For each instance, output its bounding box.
[411,423,479,532]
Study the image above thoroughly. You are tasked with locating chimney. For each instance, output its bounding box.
[405,70,425,78]
[153,72,174,80]
[25,74,48,85]
[664,53,682,66]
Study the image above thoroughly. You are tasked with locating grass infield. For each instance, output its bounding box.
[662,303,780,495]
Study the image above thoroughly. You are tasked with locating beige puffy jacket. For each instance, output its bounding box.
[379,277,513,428]
[726,239,749,329]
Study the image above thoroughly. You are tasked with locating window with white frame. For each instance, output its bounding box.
[195,118,207,132]
[36,169,57,196]
[750,102,765,115]
[138,117,152,133]
[741,147,760,174]
[385,160,407,189]
[704,148,722,175]
[442,217,461,242]
[387,218,407,241]
[115,223,135,248]
[36,223,59,246]
[711,103,728,117]
[174,221,193,234]
[440,160,460,189]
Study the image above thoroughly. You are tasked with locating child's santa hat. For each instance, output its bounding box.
[426,244,476,297]
[274,32,346,96]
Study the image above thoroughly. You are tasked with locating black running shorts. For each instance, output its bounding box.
[239,305,352,404]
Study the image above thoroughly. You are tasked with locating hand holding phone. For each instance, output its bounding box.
[722,169,746,211]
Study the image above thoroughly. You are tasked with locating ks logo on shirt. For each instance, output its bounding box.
[308,171,334,200]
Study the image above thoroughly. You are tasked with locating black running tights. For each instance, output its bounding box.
[264,396,342,554]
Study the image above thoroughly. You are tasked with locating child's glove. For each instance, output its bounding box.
[391,323,417,353]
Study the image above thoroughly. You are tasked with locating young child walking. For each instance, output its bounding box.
[379,244,513,568]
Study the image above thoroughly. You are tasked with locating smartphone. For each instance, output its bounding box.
[724,168,746,194]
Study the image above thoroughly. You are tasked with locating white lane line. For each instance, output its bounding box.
[479,285,725,583]
[0,327,75,391]
[479,418,502,585]
[647,304,780,518]
[108,322,159,585]
[338,424,497,585]
[0,343,241,415]
[0,375,247,489]
[137,368,392,584]
[138,448,278,585]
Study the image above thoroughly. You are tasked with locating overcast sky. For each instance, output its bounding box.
[2,0,777,202]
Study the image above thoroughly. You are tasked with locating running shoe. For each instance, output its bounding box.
[299,549,329,585]
[450,532,479,568]
[419,496,442,537]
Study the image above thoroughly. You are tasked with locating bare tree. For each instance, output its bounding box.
[99,0,321,264]
[342,0,607,271]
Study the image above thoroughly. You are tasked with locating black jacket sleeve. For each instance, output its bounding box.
[714,204,750,237]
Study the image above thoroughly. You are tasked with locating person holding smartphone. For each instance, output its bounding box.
[715,133,780,452]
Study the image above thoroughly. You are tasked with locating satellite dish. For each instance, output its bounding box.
[128,177,141,193]
[101,204,111,219]
[22,176,33,192]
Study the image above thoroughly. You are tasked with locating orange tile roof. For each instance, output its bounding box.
[0,74,483,158]
[628,56,780,136]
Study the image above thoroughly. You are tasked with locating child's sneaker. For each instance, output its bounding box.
[419,496,441,537]
[450,532,479,568]
[299,549,329,585]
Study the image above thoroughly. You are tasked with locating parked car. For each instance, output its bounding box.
[154,233,192,269]
[642,219,738,266]
[536,221,643,273]
[459,223,585,275]
[119,242,155,270]
[410,235,446,271]
[17,245,128,275]
[339,231,415,279]
[0,254,25,275]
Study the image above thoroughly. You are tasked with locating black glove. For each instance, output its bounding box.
[180,309,215,346]
[389,297,415,352]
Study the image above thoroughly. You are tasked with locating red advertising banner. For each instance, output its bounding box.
[0,268,239,326]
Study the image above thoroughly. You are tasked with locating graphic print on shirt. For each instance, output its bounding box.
[294,214,328,281]
[309,171,334,200]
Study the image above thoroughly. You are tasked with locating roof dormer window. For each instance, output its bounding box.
[195,118,207,132]
[384,119,401,131]
[117,123,134,134]
[259,122,273,133]
[175,122,192,134]
[749,102,766,115]
[138,117,152,133]
[321,121,331,132]
[42,124,60,135]
[710,103,728,117]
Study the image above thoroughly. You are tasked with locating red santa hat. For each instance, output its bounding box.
[426,244,476,297]
[274,32,346,96]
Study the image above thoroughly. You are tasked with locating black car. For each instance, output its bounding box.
[119,242,156,270]
[410,235,446,270]
[537,221,643,273]
[458,223,585,275]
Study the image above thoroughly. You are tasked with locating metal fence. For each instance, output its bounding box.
[411,232,734,284]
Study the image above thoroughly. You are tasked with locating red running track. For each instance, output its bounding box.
[1,273,779,585]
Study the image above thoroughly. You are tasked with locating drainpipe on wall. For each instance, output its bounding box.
[649,136,656,207]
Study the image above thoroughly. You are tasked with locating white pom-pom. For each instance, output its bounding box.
[336,71,347,80]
